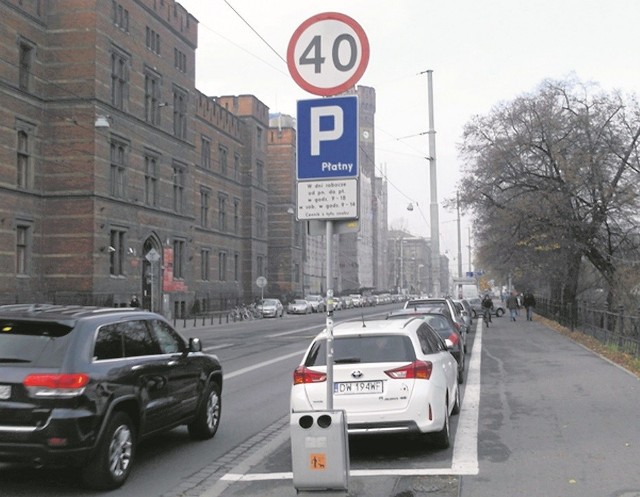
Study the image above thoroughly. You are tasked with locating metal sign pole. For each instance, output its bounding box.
[325,220,334,410]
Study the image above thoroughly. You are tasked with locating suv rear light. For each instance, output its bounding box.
[385,361,432,380]
[293,366,326,385]
[23,373,90,398]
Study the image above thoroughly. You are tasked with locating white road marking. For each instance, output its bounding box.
[224,350,306,380]
[203,344,234,351]
[451,320,481,475]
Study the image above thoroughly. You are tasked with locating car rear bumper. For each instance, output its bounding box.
[348,420,420,435]
[0,410,99,466]
[291,389,446,435]
[0,441,93,466]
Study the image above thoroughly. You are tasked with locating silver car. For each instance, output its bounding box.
[287,299,312,315]
[454,299,474,331]
[258,298,283,318]
[305,295,326,313]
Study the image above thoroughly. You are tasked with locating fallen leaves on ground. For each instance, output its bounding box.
[536,315,640,378]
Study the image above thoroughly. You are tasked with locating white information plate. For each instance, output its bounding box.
[296,178,358,220]
[334,380,383,395]
[0,385,11,400]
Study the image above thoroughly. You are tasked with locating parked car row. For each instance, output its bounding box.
[253,294,396,316]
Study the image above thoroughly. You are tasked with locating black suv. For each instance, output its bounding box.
[0,304,223,489]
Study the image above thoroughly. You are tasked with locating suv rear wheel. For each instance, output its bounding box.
[82,412,135,490]
[188,382,221,440]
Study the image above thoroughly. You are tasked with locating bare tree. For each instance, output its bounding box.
[455,77,640,307]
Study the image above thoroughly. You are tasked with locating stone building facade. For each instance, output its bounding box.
[0,0,270,316]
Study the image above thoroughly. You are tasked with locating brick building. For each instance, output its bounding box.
[266,115,304,300]
[0,0,271,316]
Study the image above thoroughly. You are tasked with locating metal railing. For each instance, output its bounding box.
[536,297,640,359]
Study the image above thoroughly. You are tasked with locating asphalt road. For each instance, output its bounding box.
[2,305,639,496]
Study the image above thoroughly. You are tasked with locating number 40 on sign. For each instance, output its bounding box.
[287,12,370,97]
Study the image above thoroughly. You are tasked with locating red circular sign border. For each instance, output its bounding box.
[287,12,370,97]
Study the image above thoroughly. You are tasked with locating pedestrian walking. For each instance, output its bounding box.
[506,291,519,321]
[481,294,494,327]
[523,291,536,321]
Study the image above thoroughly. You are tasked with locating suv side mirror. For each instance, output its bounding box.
[189,337,202,352]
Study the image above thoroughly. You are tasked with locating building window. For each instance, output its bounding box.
[110,229,125,276]
[233,199,240,234]
[174,47,187,73]
[218,194,227,231]
[172,87,187,139]
[234,254,239,281]
[294,263,300,283]
[257,256,265,278]
[218,251,227,281]
[200,188,210,227]
[256,160,264,187]
[144,154,158,206]
[219,146,228,176]
[145,26,161,54]
[16,224,31,275]
[256,203,265,238]
[18,41,34,91]
[110,139,127,198]
[112,1,129,31]
[256,126,263,149]
[234,153,240,181]
[201,136,211,169]
[17,130,31,189]
[172,164,185,213]
[111,48,129,110]
[201,248,210,281]
[173,239,185,279]
[144,70,161,125]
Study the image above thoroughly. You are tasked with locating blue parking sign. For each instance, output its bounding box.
[297,96,359,180]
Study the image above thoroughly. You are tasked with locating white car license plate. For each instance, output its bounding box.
[0,385,11,400]
[334,381,383,395]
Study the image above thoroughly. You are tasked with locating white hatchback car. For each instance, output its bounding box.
[290,318,460,448]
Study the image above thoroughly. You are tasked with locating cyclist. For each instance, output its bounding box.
[481,294,494,327]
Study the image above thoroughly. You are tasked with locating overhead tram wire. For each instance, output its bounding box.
[359,143,430,232]
[193,9,288,78]
[222,0,287,65]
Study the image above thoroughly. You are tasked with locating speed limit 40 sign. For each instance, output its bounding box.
[287,12,369,96]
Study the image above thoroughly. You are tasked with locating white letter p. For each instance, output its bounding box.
[310,106,343,156]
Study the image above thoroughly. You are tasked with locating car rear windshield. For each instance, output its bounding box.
[305,335,416,366]
[0,320,74,367]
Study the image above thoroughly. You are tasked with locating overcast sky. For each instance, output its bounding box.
[178,0,639,270]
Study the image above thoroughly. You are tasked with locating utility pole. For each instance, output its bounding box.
[456,191,462,278]
[467,226,472,273]
[424,70,440,297]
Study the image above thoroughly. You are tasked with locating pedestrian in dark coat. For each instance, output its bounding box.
[523,292,536,321]
[506,291,519,321]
